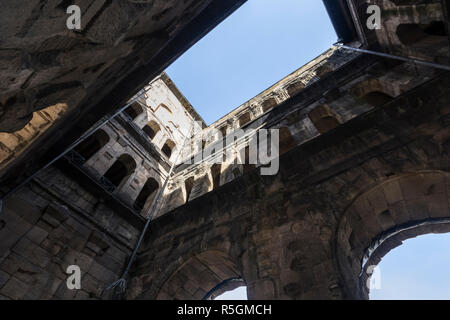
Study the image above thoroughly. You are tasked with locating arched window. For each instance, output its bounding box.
[218,126,227,139]
[162,139,176,158]
[286,81,305,97]
[134,178,159,212]
[361,91,393,108]
[73,129,109,162]
[211,164,221,190]
[102,154,136,189]
[124,102,143,120]
[184,176,195,202]
[261,98,277,112]
[308,104,341,134]
[238,112,251,127]
[143,120,160,140]
[396,21,446,46]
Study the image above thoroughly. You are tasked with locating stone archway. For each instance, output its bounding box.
[73,129,110,162]
[335,171,450,299]
[135,250,244,300]
[102,154,137,189]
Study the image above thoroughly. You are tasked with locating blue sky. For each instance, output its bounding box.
[215,287,247,300]
[166,0,337,125]
[165,0,450,300]
[370,233,450,300]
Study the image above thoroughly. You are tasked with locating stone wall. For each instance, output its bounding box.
[0,166,142,300]
[131,71,450,300]
[158,49,439,216]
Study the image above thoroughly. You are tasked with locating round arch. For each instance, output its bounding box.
[335,171,450,299]
[102,154,136,189]
[150,250,244,300]
[124,102,144,120]
[143,120,161,140]
[73,129,110,162]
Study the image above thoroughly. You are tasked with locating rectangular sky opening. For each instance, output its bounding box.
[166,0,338,125]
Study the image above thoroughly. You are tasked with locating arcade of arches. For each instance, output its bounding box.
[102,154,137,189]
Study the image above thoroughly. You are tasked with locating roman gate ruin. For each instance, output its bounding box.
[0,0,449,300]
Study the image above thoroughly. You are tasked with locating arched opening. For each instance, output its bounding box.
[261,97,277,112]
[161,139,176,158]
[286,80,305,97]
[238,112,251,127]
[155,251,243,300]
[218,126,227,139]
[361,91,393,108]
[155,104,173,123]
[335,172,450,300]
[308,104,341,134]
[102,154,136,189]
[124,102,144,120]
[134,178,159,212]
[184,176,195,202]
[143,120,160,140]
[73,129,109,162]
[201,139,207,150]
[210,164,221,190]
[396,21,447,46]
[369,233,450,300]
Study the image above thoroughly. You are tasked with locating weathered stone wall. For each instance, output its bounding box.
[0,166,142,300]
[152,0,450,219]
[131,71,449,300]
[159,48,439,216]
[0,0,214,132]
[364,0,450,62]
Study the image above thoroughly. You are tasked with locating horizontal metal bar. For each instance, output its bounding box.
[335,43,450,71]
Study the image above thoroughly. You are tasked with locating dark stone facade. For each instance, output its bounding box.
[131,72,450,299]
[0,0,449,300]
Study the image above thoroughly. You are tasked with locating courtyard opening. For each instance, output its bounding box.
[165,0,337,125]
